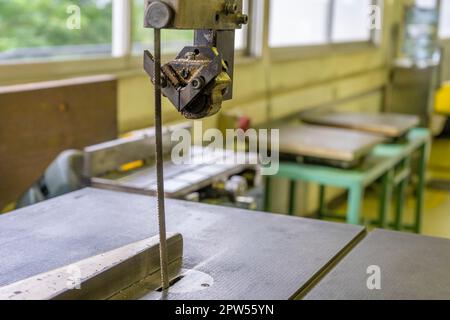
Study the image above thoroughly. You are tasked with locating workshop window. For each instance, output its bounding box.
[269,0,379,48]
[0,0,113,62]
[269,0,330,47]
[331,0,373,43]
[235,0,249,50]
[440,0,450,38]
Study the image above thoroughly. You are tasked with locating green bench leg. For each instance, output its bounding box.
[379,170,394,229]
[288,181,297,216]
[395,158,410,231]
[264,176,271,212]
[318,185,326,220]
[395,178,407,231]
[347,185,364,225]
[414,143,428,234]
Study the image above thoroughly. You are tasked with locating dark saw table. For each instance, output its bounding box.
[305,229,450,300]
[1,188,448,300]
[0,188,365,300]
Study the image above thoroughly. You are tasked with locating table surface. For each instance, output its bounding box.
[95,147,258,198]
[305,229,450,300]
[279,125,384,162]
[0,188,365,300]
[301,112,420,138]
[268,128,431,188]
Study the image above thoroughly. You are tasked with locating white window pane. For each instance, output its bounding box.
[0,0,112,62]
[332,0,372,43]
[269,0,330,47]
[440,0,450,38]
[235,0,249,50]
[415,0,438,9]
[235,29,245,49]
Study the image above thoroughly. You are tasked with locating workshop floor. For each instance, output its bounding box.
[332,137,450,240]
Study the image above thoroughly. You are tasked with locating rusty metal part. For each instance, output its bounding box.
[195,30,236,100]
[144,0,247,30]
[144,44,232,119]
[145,1,173,29]
[143,1,246,119]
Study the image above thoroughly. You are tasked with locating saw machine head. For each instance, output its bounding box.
[143,0,248,119]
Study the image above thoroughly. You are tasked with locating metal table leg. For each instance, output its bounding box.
[379,170,394,229]
[318,185,326,220]
[264,176,271,212]
[414,142,428,234]
[394,157,410,231]
[288,180,297,216]
[347,185,364,225]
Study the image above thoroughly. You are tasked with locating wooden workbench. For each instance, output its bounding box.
[278,125,384,165]
[0,188,365,300]
[267,129,430,231]
[0,76,118,210]
[301,112,420,138]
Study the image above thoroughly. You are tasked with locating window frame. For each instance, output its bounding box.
[0,0,259,85]
[269,0,383,61]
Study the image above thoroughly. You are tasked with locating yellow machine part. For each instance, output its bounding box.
[1,202,16,214]
[435,82,450,115]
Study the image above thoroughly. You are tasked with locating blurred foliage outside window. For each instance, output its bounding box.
[132,0,193,56]
[0,0,248,63]
[0,0,112,61]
